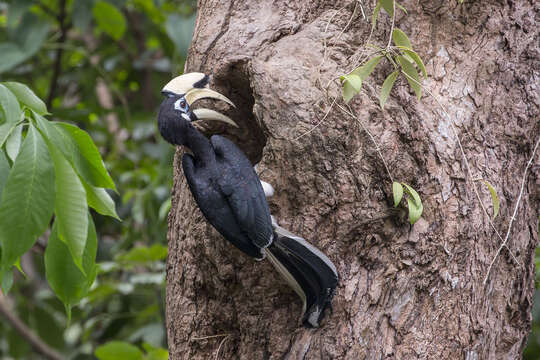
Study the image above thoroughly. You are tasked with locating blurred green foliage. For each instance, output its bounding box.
[0,0,196,358]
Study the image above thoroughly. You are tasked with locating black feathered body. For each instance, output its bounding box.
[157,77,338,327]
[182,133,273,259]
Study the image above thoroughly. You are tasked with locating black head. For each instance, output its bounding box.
[157,94,195,146]
[157,72,238,146]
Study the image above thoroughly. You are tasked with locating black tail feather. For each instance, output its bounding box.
[265,223,338,328]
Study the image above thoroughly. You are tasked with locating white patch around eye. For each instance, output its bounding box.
[181,113,191,121]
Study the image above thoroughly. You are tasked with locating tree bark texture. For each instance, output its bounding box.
[165,1,539,359]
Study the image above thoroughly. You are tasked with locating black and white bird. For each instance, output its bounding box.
[158,72,338,327]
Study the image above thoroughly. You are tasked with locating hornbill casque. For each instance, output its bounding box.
[157,72,338,327]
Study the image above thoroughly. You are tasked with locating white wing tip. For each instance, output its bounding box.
[261,181,274,197]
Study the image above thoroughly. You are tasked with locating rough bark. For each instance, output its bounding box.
[166,0,539,359]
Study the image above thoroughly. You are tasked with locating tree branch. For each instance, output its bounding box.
[0,295,63,360]
[46,0,70,109]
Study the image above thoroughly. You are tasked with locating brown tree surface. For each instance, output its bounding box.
[165,1,539,359]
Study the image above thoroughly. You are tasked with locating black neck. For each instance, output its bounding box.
[184,125,215,166]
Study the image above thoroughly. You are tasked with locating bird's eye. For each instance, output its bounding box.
[174,98,188,111]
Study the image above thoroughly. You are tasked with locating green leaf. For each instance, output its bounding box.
[116,244,168,264]
[45,216,98,313]
[392,181,403,207]
[402,183,421,208]
[158,197,171,221]
[49,145,89,272]
[14,258,26,278]
[93,1,127,41]
[142,344,169,360]
[34,114,116,190]
[399,48,427,78]
[406,197,423,224]
[95,341,143,360]
[0,84,21,124]
[132,0,165,24]
[351,55,383,81]
[145,347,168,360]
[372,2,381,29]
[0,125,54,268]
[0,267,13,294]
[0,151,10,201]
[341,56,383,103]
[0,13,49,74]
[392,28,413,50]
[395,1,407,13]
[483,181,500,219]
[32,305,64,350]
[402,183,423,224]
[165,14,196,55]
[342,80,357,103]
[0,43,28,74]
[73,0,95,31]
[7,0,31,29]
[57,122,116,189]
[3,82,47,115]
[13,13,49,54]
[341,74,363,92]
[84,183,120,220]
[0,122,19,149]
[398,56,422,100]
[380,70,399,109]
[5,124,22,161]
[380,0,394,17]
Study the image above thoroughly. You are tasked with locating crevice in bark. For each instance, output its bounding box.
[213,60,267,164]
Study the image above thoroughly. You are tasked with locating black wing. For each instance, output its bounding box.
[210,135,273,249]
[182,153,264,259]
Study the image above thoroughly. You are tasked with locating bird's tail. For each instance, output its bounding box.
[264,220,338,328]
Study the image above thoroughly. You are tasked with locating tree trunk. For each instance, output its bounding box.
[165,0,539,359]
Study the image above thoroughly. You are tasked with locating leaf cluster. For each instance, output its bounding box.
[0,81,118,319]
[340,1,427,108]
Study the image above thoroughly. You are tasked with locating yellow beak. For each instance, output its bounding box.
[162,73,238,127]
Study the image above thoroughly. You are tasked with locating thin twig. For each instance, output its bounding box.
[293,95,338,141]
[400,71,515,258]
[214,334,231,360]
[389,72,532,278]
[316,6,345,91]
[0,295,63,360]
[349,0,377,72]
[386,0,396,50]
[483,137,540,284]
[358,0,366,20]
[336,1,359,40]
[46,0,70,109]
[191,333,230,341]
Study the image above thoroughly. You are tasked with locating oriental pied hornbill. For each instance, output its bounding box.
[157,72,338,327]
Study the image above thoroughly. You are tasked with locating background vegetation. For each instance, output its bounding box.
[0,0,195,358]
[0,1,537,359]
